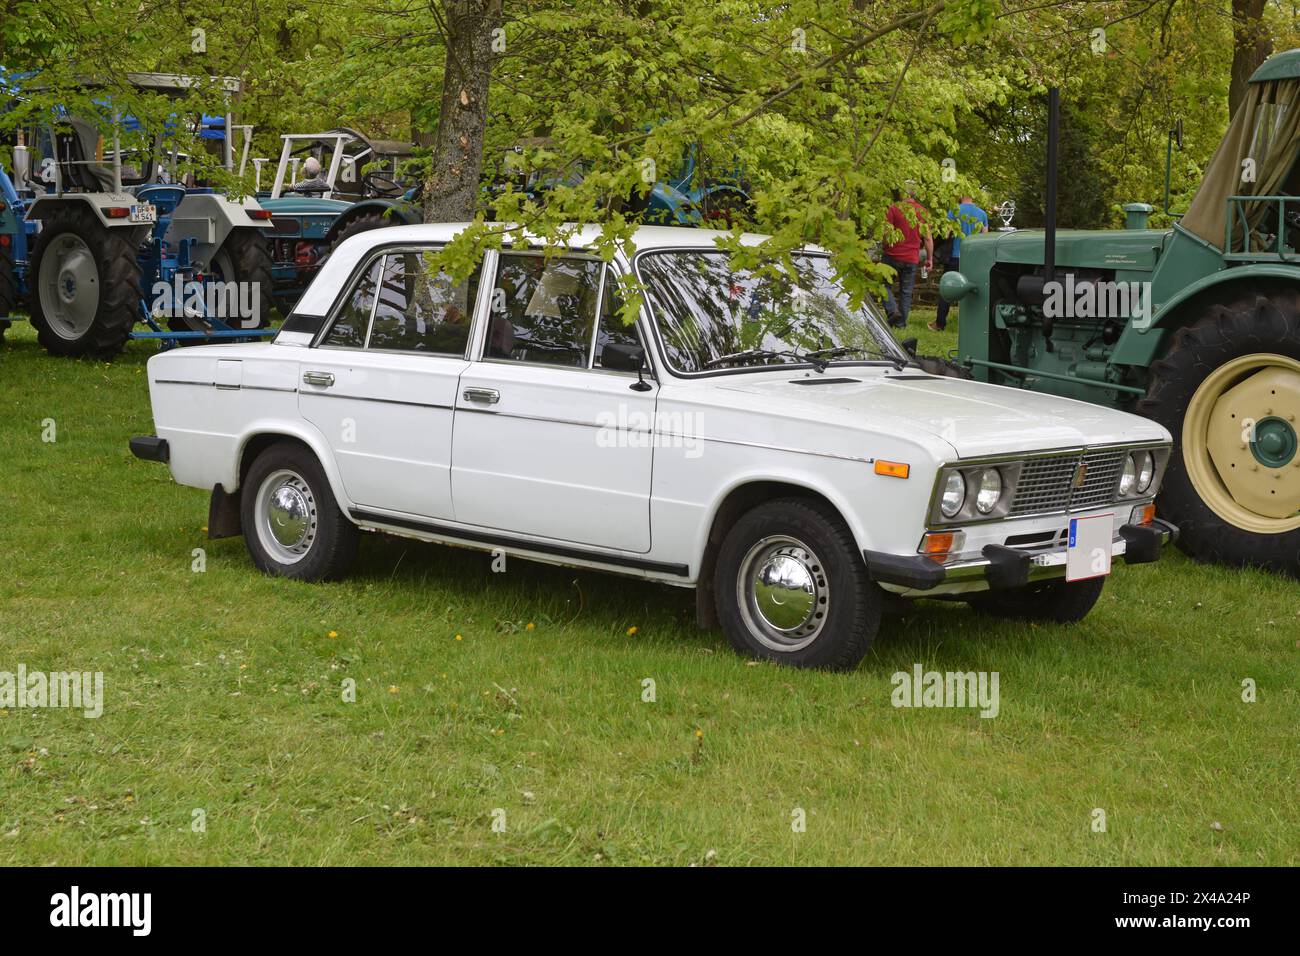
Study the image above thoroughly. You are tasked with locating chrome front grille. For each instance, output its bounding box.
[1008,449,1128,517]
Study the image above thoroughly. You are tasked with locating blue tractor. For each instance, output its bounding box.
[257,128,421,313]
[1,72,275,358]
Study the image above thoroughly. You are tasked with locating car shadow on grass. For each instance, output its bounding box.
[351,531,1053,671]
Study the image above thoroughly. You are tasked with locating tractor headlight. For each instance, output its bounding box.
[1119,454,1138,497]
[1134,450,1155,493]
[940,471,967,518]
[975,468,1003,514]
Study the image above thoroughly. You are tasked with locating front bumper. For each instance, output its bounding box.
[864,519,1177,596]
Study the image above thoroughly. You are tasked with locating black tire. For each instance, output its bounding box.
[29,207,142,359]
[967,576,1105,623]
[241,441,358,582]
[713,497,881,670]
[1136,292,1300,576]
[0,236,15,343]
[171,228,274,337]
[325,213,390,259]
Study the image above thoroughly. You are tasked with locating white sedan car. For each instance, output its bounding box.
[131,224,1175,669]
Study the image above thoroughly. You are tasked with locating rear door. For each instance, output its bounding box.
[299,246,481,519]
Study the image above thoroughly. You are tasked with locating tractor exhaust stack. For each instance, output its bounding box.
[1044,87,1058,284]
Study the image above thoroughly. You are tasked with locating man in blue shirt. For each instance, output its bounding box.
[929,196,988,332]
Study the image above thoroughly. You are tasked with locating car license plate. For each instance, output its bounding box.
[129,203,157,224]
[1066,514,1112,581]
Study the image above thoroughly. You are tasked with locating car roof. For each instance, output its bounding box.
[294,223,782,317]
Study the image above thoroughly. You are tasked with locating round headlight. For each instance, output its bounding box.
[1135,451,1155,493]
[975,468,1003,514]
[940,471,966,518]
[1119,454,1138,496]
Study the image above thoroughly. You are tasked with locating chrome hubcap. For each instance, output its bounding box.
[255,469,318,564]
[38,234,100,340]
[737,535,829,652]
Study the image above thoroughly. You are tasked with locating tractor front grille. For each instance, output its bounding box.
[1008,448,1128,517]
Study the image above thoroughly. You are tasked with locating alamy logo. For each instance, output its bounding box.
[0,665,103,718]
[596,406,704,459]
[50,886,151,936]
[1042,275,1152,329]
[891,664,1000,718]
[150,277,261,328]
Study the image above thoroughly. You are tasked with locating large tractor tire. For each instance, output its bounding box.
[29,207,141,360]
[325,213,390,261]
[1138,291,1300,577]
[0,235,15,344]
[172,228,274,337]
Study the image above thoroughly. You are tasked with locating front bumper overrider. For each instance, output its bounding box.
[864,519,1178,595]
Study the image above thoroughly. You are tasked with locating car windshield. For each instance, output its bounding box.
[636,250,908,374]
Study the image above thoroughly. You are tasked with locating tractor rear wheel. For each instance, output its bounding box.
[0,235,15,344]
[325,213,390,261]
[29,207,141,359]
[1138,292,1300,576]
[170,228,274,337]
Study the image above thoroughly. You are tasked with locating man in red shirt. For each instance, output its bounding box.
[881,191,934,328]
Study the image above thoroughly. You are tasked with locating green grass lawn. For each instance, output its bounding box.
[0,313,1295,866]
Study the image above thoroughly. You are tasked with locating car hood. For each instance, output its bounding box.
[709,370,1169,458]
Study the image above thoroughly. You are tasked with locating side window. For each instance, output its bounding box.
[592,268,642,369]
[368,251,480,354]
[322,256,381,348]
[485,253,601,367]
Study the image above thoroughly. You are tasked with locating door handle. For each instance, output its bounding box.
[463,387,500,405]
[302,371,335,387]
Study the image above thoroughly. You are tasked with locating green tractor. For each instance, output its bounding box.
[941,51,1300,576]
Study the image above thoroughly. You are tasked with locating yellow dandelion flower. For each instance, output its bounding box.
[328,630,338,638]
[526,622,536,631]
[388,685,399,695]
[455,633,463,641]
[626,626,638,636]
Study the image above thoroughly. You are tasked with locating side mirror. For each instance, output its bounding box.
[601,343,653,392]
[900,337,919,357]
[602,342,645,372]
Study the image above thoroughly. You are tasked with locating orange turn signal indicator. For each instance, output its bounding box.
[874,460,910,479]
[920,530,965,563]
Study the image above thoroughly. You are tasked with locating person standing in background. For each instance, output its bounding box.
[929,195,988,332]
[881,190,933,329]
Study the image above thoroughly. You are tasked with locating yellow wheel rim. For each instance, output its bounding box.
[1183,353,1300,533]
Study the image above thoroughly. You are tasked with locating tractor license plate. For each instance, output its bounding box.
[1066,514,1113,581]
[129,203,157,224]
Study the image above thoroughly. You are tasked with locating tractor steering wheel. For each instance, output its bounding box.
[363,171,404,198]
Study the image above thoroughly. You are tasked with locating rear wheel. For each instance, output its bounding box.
[241,442,358,582]
[170,228,274,337]
[325,213,390,260]
[713,497,881,670]
[967,577,1105,623]
[29,207,142,359]
[1138,293,1300,576]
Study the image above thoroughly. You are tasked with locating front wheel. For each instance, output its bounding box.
[241,442,358,582]
[1138,293,1300,576]
[713,498,881,670]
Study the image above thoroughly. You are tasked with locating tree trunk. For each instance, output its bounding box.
[423,0,503,222]
[1229,0,1271,118]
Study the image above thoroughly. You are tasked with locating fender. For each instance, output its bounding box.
[232,418,353,513]
[689,468,876,577]
[323,199,420,245]
[1112,263,1300,367]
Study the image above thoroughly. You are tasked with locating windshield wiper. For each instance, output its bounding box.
[703,348,830,371]
[806,345,909,372]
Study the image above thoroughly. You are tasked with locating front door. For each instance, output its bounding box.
[451,253,656,553]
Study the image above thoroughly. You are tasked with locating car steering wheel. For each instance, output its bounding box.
[363,171,404,198]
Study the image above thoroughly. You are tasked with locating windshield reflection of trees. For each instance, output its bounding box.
[640,252,898,373]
